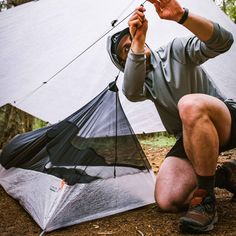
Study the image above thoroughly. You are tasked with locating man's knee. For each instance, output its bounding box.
[155,188,186,212]
[155,157,197,212]
[178,94,209,126]
[155,178,193,212]
[155,191,182,212]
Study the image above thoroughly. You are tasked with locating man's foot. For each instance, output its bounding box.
[217,159,236,196]
[179,189,218,233]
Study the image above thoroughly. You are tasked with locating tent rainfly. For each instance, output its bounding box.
[0,0,236,133]
[0,81,155,233]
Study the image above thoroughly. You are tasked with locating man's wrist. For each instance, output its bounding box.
[130,48,145,55]
[178,8,189,24]
[131,39,145,54]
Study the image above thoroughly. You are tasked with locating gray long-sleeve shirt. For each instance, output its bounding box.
[123,22,234,136]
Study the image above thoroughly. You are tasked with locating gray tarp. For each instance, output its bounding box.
[0,0,236,133]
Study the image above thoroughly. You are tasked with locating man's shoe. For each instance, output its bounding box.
[217,159,236,195]
[179,189,218,233]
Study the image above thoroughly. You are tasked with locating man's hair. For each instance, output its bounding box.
[107,27,130,71]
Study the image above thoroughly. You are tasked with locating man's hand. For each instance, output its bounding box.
[148,0,184,22]
[128,5,148,53]
[128,6,148,39]
[148,0,214,41]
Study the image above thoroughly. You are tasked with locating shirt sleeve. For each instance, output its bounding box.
[170,22,234,65]
[122,51,148,102]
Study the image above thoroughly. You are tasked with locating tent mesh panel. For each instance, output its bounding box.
[0,82,151,185]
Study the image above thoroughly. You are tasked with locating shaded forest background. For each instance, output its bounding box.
[0,0,235,149]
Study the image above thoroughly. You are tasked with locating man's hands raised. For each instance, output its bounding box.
[148,0,184,22]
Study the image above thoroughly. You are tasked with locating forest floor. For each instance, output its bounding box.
[0,142,236,236]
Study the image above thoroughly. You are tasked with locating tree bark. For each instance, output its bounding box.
[8,0,32,6]
[0,104,34,149]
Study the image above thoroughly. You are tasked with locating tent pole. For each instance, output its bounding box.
[39,230,45,236]
[113,74,120,178]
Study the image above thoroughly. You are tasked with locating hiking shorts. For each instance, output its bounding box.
[166,99,236,159]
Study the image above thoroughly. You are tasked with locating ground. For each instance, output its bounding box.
[0,145,236,236]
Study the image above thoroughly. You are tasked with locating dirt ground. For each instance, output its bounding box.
[0,145,236,236]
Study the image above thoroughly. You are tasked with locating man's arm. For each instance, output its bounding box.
[182,12,214,42]
[122,5,149,102]
[148,0,214,41]
[148,0,233,64]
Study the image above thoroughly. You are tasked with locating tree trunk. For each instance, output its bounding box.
[0,104,34,149]
[222,0,226,13]
[8,0,32,6]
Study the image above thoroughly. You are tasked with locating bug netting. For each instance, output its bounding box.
[0,81,155,232]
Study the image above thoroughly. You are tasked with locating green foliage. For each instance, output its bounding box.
[224,0,236,23]
[32,118,48,130]
[0,104,48,149]
[138,133,176,148]
[214,0,236,23]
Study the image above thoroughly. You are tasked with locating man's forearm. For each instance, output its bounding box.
[182,11,214,42]
[123,53,147,102]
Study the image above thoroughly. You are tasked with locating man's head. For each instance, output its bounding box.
[107,27,132,71]
[107,27,152,72]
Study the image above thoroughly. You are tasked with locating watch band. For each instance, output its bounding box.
[178,8,189,24]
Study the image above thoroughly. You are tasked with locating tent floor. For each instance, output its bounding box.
[1,146,236,235]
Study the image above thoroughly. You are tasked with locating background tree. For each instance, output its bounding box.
[0,105,33,148]
[0,104,48,149]
[214,0,236,23]
[8,0,31,6]
[225,0,236,23]
[0,0,33,10]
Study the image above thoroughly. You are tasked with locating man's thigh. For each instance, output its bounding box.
[178,94,231,148]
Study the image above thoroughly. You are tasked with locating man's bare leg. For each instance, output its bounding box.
[155,156,197,212]
[178,94,231,177]
[177,94,232,233]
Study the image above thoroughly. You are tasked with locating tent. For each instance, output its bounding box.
[0,0,236,232]
[0,0,235,134]
[0,81,156,232]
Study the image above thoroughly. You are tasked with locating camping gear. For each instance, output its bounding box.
[0,81,155,232]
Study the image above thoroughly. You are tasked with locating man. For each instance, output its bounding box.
[107,0,236,234]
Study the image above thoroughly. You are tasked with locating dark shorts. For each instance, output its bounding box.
[166,100,236,159]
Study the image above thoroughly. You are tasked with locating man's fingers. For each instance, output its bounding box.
[134,8,145,19]
[147,0,162,12]
[154,1,161,10]
[148,0,171,4]
[147,0,157,4]
[130,13,144,23]
[129,7,146,28]
[160,0,171,4]
[129,18,143,28]
[157,0,172,9]
[135,5,146,13]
